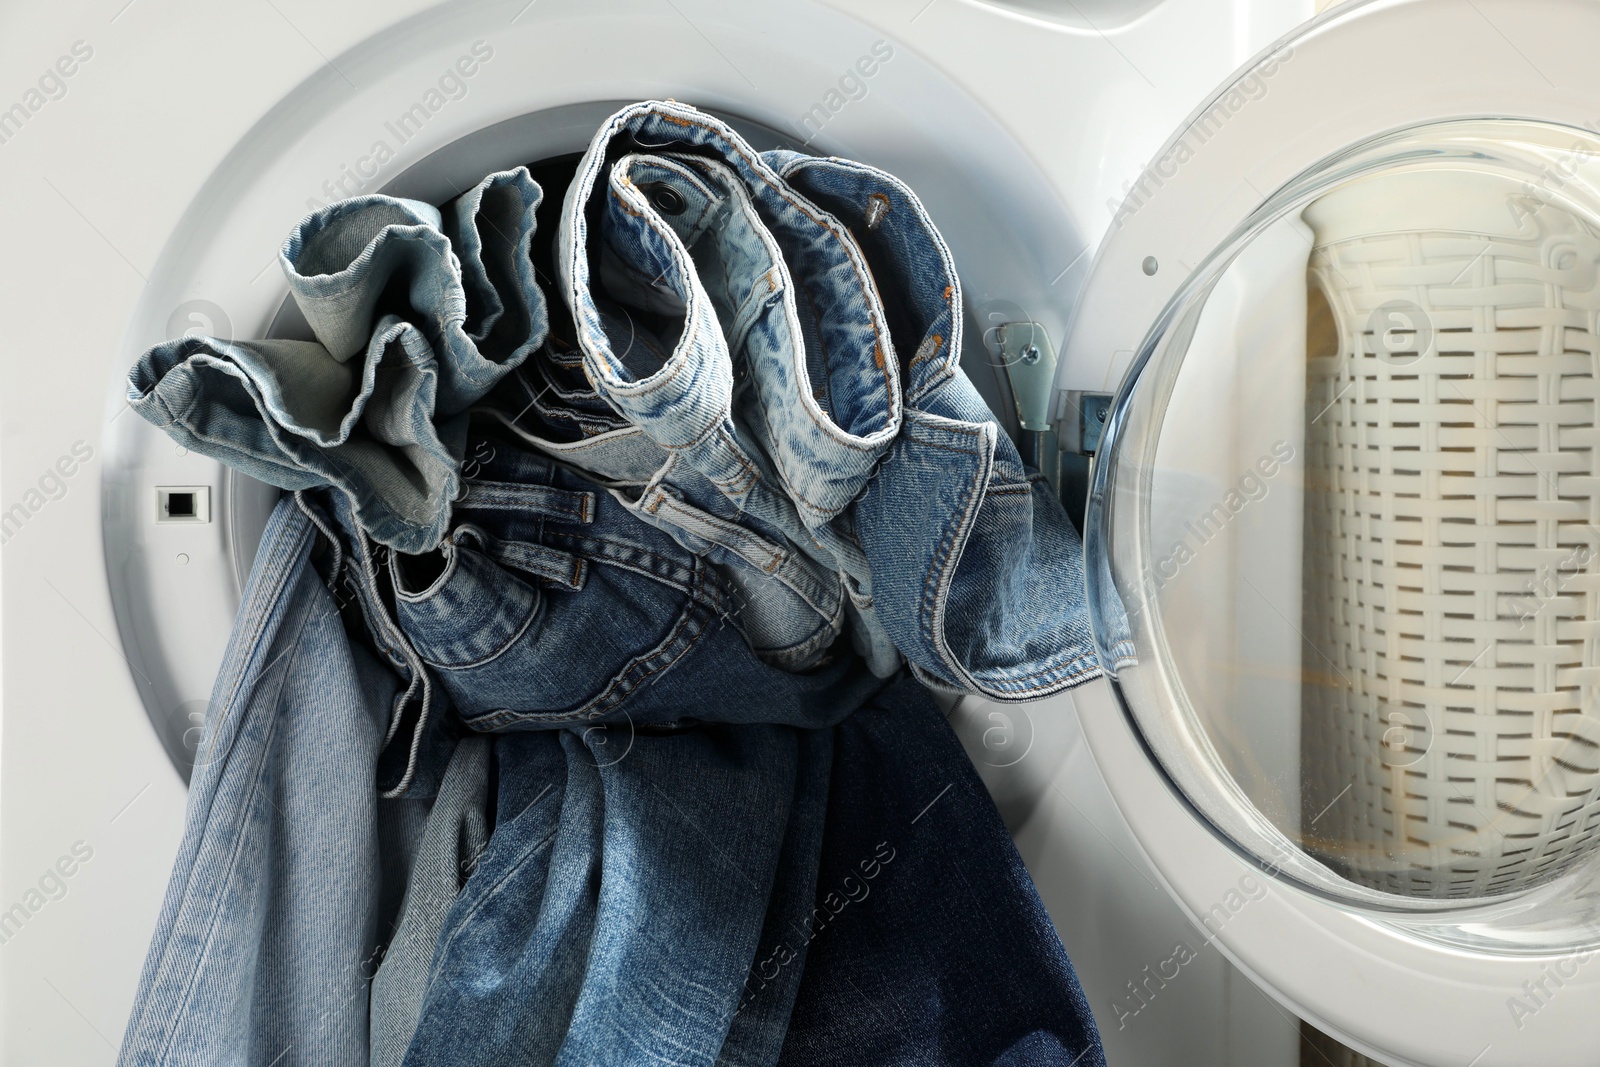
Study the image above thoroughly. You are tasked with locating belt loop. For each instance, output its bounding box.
[458,479,596,525]
[453,523,589,592]
[293,490,344,595]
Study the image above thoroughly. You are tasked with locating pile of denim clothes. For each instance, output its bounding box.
[116,101,1106,1067]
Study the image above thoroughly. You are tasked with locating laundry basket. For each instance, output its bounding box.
[1299,172,1600,898]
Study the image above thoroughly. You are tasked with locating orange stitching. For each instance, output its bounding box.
[627,111,891,385]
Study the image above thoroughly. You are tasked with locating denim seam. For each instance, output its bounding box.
[147,568,317,1063]
[533,592,709,721]
[464,584,713,728]
[671,428,758,498]
[644,492,783,574]
[648,111,892,375]
[540,531,699,597]
[763,446,868,521]
[152,700,288,1065]
[904,298,963,412]
[755,598,845,668]
[634,492,846,619]
[914,422,992,694]
[415,577,545,672]
[381,668,435,800]
[460,481,594,524]
[485,535,588,593]
[963,651,1105,692]
[430,824,564,997]
[758,383,900,461]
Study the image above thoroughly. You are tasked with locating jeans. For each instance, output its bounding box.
[550,100,910,675]
[398,723,833,1067]
[775,677,1107,1067]
[556,100,1099,700]
[117,495,392,1067]
[388,419,886,731]
[119,100,1109,1067]
[369,734,492,1067]
[770,150,1102,700]
[127,169,546,553]
[585,146,905,678]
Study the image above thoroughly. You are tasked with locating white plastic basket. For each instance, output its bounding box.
[1300,177,1600,897]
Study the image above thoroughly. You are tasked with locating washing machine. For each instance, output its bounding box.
[12,0,1592,1065]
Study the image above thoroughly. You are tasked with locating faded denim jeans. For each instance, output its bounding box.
[770,150,1102,699]
[387,418,885,731]
[116,495,392,1067]
[359,419,887,1065]
[557,100,1100,700]
[397,722,834,1067]
[127,169,546,553]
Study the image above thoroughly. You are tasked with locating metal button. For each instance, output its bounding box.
[643,183,687,215]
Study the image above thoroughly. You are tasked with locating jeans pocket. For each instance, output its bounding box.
[393,530,544,671]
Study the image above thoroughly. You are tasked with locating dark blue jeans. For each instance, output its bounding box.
[774,677,1107,1067]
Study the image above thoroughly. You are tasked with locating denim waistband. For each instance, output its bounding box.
[561,104,901,528]
[386,422,884,731]
[550,102,916,675]
[770,150,1104,699]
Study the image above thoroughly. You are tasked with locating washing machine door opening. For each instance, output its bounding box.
[128,97,1064,787]
[1088,117,1600,953]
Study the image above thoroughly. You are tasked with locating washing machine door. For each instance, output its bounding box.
[1063,1,1600,1064]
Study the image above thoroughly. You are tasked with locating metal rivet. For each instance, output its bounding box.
[644,183,687,215]
[1141,256,1159,276]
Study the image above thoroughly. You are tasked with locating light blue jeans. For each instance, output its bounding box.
[555,101,1100,700]
[769,149,1103,698]
[116,494,392,1067]
[127,169,545,553]
[396,724,833,1067]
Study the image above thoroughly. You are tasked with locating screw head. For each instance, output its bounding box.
[1019,343,1041,365]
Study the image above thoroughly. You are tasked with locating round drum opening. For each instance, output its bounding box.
[1091,118,1600,948]
[122,99,1051,784]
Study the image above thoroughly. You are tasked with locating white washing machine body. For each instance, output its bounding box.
[0,1,1313,1063]
[1060,1,1600,1065]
